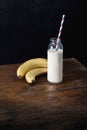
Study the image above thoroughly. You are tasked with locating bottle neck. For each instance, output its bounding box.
[49,37,63,50]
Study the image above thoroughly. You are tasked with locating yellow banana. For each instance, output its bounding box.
[25,68,47,83]
[17,58,47,78]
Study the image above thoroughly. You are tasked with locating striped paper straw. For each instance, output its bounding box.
[57,14,65,44]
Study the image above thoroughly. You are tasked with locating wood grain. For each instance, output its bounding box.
[0,58,87,130]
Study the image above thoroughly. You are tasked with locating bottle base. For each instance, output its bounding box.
[47,79,63,84]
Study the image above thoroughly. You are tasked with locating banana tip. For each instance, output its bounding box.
[17,75,22,79]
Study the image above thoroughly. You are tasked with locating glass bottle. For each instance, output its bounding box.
[47,37,63,84]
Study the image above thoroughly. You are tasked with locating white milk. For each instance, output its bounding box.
[47,49,63,83]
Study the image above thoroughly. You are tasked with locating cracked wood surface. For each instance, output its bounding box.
[0,58,87,130]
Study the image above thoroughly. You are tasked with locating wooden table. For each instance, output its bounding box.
[0,58,87,130]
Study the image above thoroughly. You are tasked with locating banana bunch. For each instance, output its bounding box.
[17,58,47,83]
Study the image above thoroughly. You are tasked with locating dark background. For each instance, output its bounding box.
[0,0,87,66]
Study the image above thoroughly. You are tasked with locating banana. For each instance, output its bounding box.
[25,68,47,83]
[17,58,47,78]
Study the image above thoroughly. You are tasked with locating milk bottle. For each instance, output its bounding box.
[47,38,63,83]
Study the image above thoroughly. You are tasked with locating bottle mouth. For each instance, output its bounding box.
[50,37,61,42]
[50,37,57,42]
